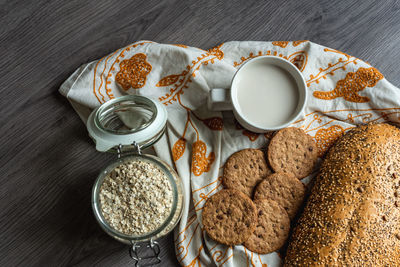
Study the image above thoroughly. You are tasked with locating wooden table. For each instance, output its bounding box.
[1,0,400,266]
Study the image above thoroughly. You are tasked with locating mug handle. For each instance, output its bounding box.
[207,88,233,111]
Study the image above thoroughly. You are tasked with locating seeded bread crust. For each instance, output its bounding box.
[285,123,400,266]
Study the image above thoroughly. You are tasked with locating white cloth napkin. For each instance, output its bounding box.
[60,40,400,267]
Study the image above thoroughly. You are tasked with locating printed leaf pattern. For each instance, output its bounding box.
[201,117,223,131]
[157,74,182,87]
[288,51,307,72]
[191,140,215,176]
[172,138,186,162]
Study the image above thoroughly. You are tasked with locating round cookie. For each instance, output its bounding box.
[223,149,272,197]
[202,189,257,245]
[267,127,318,179]
[254,172,306,219]
[244,199,290,254]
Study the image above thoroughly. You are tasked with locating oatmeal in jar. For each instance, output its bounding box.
[99,159,173,235]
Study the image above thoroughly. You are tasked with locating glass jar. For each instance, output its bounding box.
[87,95,184,266]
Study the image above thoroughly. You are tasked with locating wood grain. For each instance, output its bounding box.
[1,0,399,266]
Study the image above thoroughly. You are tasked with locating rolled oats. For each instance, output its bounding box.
[99,159,173,235]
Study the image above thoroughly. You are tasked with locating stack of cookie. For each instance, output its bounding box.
[202,127,318,254]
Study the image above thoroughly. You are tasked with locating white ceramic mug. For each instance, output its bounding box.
[207,56,307,133]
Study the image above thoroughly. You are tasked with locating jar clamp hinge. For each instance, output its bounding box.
[117,141,142,159]
[129,239,161,266]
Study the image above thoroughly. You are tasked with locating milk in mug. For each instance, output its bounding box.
[233,61,299,128]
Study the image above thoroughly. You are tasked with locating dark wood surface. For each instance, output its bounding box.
[1,0,400,266]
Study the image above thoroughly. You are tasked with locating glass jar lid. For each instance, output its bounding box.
[87,95,167,152]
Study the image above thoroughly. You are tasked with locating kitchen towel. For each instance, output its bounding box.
[60,40,400,267]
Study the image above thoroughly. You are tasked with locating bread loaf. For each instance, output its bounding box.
[285,123,400,266]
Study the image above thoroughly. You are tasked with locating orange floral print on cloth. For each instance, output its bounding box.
[313,67,384,103]
[313,125,345,157]
[191,140,215,176]
[207,44,224,60]
[156,44,224,176]
[156,71,186,87]
[91,41,151,104]
[173,138,186,162]
[192,113,223,131]
[172,114,221,164]
[288,51,307,72]
[293,40,308,46]
[115,53,152,90]
[233,50,308,72]
[272,41,289,48]
[201,117,223,130]
[306,48,359,87]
